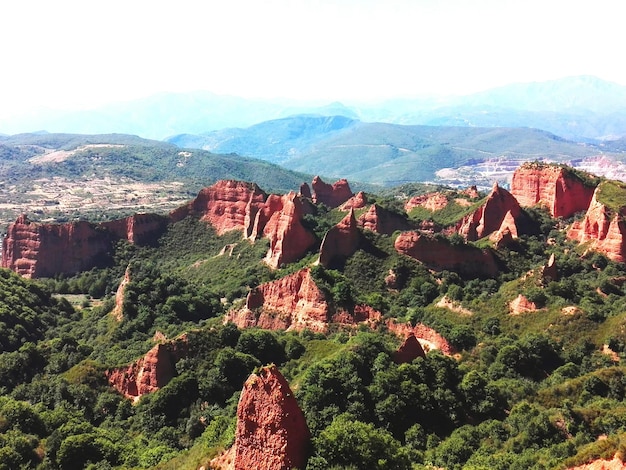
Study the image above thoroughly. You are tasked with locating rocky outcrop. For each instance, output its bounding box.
[457,183,521,241]
[318,209,361,268]
[246,192,317,269]
[225,268,381,333]
[171,180,267,235]
[105,339,188,402]
[340,191,368,211]
[393,333,426,363]
[394,231,498,278]
[226,268,330,332]
[566,454,625,470]
[102,213,169,244]
[405,192,448,213]
[111,266,131,321]
[311,176,353,208]
[357,204,412,235]
[386,320,454,355]
[2,215,112,278]
[510,162,597,218]
[299,182,312,199]
[1,213,167,278]
[509,294,538,315]
[567,185,626,262]
[212,365,310,470]
[540,253,558,283]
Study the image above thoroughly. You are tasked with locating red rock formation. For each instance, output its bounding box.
[299,182,312,199]
[105,339,188,402]
[311,176,353,208]
[102,213,168,244]
[2,215,113,278]
[340,191,368,211]
[386,320,455,355]
[457,183,521,241]
[227,268,330,332]
[170,180,267,235]
[567,186,626,262]
[318,209,361,267]
[393,333,426,363]
[247,192,317,268]
[225,268,382,333]
[509,294,538,315]
[462,185,480,199]
[540,253,558,283]
[111,266,131,321]
[1,213,167,278]
[357,204,412,235]
[405,192,448,212]
[394,231,498,278]
[218,365,310,470]
[510,162,596,218]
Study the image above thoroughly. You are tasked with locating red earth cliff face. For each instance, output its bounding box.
[405,192,449,212]
[510,163,596,218]
[214,365,310,470]
[2,215,112,278]
[105,339,188,402]
[386,320,455,355]
[226,268,331,332]
[457,183,522,241]
[225,268,382,333]
[2,214,168,278]
[318,209,361,267]
[311,176,353,208]
[567,187,626,262]
[246,192,317,269]
[170,180,267,235]
[357,204,412,235]
[394,231,498,278]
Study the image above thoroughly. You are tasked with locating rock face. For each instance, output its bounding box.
[220,365,310,470]
[311,176,353,208]
[457,183,521,241]
[566,454,625,470]
[318,209,361,268]
[229,268,330,332]
[394,231,498,277]
[510,162,596,218]
[105,340,188,402]
[386,320,455,355]
[246,192,317,269]
[225,268,381,333]
[509,294,538,315]
[111,266,131,321]
[299,182,312,199]
[171,180,267,235]
[405,192,449,212]
[567,186,626,262]
[101,213,169,245]
[2,214,168,278]
[340,191,368,211]
[393,333,426,363]
[357,204,412,235]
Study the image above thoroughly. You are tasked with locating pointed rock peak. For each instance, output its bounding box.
[299,182,312,199]
[16,214,30,224]
[491,181,500,193]
[547,252,556,267]
[339,191,368,211]
[393,333,426,364]
[231,365,311,470]
[341,208,358,228]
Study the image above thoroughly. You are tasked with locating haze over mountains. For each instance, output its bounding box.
[3,76,626,142]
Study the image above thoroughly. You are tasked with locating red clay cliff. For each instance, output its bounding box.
[358,204,412,235]
[311,176,353,208]
[318,209,361,267]
[510,162,597,219]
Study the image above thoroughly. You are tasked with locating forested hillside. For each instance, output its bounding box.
[1,164,626,469]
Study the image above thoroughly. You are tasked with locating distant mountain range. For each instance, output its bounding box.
[3,76,626,142]
[167,115,624,186]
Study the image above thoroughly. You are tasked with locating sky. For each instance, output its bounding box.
[1,0,625,118]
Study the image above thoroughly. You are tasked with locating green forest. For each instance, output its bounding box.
[2,177,626,470]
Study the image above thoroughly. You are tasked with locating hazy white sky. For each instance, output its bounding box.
[1,0,625,117]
